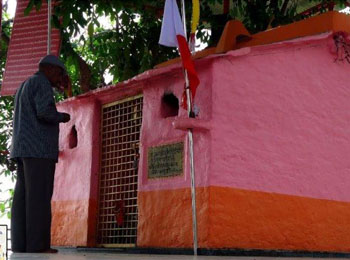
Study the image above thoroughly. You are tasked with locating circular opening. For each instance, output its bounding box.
[161,92,179,118]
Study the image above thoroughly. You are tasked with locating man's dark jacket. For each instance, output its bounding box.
[10,71,66,162]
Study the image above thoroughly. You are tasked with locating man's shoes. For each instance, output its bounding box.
[24,248,58,253]
[12,249,25,253]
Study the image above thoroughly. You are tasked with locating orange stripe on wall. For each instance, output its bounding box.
[138,187,350,252]
[210,187,350,252]
[51,199,97,247]
[137,188,210,248]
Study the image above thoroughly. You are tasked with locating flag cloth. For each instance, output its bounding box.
[159,0,200,110]
[191,0,200,35]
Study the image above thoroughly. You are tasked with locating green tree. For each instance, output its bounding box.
[0,2,15,219]
[28,0,350,92]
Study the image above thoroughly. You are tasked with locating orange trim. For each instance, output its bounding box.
[137,188,210,248]
[209,187,350,252]
[51,200,92,247]
[215,20,251,54]
[154,47,216,69]
[138,187,350,252]
[52,186,350,251]
[236,11,350,49]
[156,11,350,68]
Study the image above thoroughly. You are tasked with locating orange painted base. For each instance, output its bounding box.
[138,187,350,252]
[51,199,97,247]
[137,188,210,248]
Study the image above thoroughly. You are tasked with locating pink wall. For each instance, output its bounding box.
[53,97,101,246]
[52,58,214,245]
[138,61,213,192]
[210,34,350,202]
[55,98,100,201]
[52,31,350,249]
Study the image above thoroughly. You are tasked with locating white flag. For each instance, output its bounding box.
[159,0,185,47]
[159,0,200,110]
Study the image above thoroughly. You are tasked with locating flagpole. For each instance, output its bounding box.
[181,0,198,256]
[47,0,52,55]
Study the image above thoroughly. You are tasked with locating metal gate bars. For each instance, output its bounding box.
[97,95,143,247]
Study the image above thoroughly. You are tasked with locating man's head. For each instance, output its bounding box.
[38,55,66,91]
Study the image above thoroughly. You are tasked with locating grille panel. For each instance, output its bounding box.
[97,95,143,246]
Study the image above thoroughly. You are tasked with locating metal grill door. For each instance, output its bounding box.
[97,95,143,247]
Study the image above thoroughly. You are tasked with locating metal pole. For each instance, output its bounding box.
[47,0,52,54]
[181,0,187,40]
[188,114,198,256]
[181,0,198,256]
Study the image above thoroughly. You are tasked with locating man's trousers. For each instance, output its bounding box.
[11,157,56,252]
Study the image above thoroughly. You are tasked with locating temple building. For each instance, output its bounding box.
[7,5,350,253]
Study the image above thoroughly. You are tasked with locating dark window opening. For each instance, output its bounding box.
[161,92,179,118]
[69,125,78,149]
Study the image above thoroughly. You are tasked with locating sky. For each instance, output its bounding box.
[7,0,16,17]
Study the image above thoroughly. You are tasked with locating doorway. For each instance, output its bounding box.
[97,94,143,247]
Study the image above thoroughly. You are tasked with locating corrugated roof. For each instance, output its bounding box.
[1,0,61,96]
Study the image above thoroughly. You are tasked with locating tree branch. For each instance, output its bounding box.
[63,39,92,93]
[281,0,291,15]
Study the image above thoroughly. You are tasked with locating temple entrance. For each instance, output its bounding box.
[97,95,143,247]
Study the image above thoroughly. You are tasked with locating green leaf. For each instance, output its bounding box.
[88,22,94,38]
[24,1,35,16]
[63,14,71,28]
[35,0,42,12]
[52,15,61,29]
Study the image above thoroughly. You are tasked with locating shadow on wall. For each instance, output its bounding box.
[161,92,179,118]
[69,125,78,149]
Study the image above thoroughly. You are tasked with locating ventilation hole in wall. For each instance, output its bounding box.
[69,125,78,149]
[161,92,179,118]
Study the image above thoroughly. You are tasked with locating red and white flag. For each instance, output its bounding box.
[159,0,200,109]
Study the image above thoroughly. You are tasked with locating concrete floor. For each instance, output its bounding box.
[7,250,350,260]
[8,251,271,260]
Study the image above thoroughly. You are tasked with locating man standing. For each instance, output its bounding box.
[10,55,71,253]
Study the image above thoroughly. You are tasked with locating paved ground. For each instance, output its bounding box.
[8,250,350,260]
[8,251,274,260]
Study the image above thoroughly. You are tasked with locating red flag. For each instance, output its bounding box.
[114,200,125,226]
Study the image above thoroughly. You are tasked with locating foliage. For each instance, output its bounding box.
[0,2,15,219]
[29,0,350,89]
[52,0,179,93]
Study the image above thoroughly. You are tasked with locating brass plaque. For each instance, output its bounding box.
[148,142,184,179]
